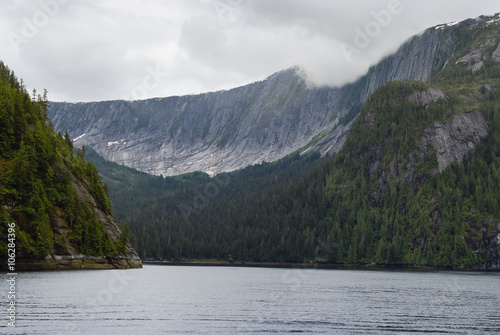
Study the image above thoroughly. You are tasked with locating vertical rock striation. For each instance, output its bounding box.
[47,15,491,176]
[420,110,489,173]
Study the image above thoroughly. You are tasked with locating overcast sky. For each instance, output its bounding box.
[1,0,499,102]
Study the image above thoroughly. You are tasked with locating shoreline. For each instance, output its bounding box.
[0,255,142,272]
[4,258,498,272]
[142,260,500,272]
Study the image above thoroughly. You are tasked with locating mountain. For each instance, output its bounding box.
[0,62,141,270]
[47,68,348,176]
[45,14,493,177]
[81,13,500,269]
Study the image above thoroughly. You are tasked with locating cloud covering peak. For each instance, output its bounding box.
[1,0,499,102]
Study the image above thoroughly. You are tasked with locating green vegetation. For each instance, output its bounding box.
[87,147,328,261]
[87,19,500,267]
[5,17,499,268]
[322,80,500,266]
[0,62,118,259]
[90,78,500,267]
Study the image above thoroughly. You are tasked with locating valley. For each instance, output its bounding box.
[5,12,500,269]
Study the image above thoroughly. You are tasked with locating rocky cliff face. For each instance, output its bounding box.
[360,28,450,101]
[420,110,489,173]
[16,159,142,271]
[47,15,496,177]
[49,68,346,176]
[0,60,142,271]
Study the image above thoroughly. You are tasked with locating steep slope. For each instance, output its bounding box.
[88,82,500,268]
[0,62,141,270]
[84,14,500,269]
[324,81,500,268]
[49,68,346,176]
[93,79,500,268]
[46,14,500,177]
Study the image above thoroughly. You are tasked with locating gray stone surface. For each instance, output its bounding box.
[407,87,447,107]
[48,17,478,177]
[456,38,498,73]
[50,69,347,176]
[420,110,489,173]
[493,42,500,64]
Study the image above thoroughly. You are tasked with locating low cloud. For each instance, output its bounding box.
[0,0,498,101]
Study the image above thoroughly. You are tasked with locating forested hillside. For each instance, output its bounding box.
[0,62,141,269]
[322,80,500,267]
[87,148,332,261]
[87,17,500,268]
[89,79,500,268]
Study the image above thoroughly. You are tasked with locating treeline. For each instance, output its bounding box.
[91,77,500,267]
[87,148,333,261]
[0,62,120,258]
[88,22,500,267]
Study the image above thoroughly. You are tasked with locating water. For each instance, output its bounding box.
[1,265,499,334]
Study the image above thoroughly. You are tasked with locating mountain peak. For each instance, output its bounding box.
[48,13,500,177]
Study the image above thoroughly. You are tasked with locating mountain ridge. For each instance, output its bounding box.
[46,14,500,177]
[77,13,500,268]
[87,80,500,268]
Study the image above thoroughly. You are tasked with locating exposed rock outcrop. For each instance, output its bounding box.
[68,171,141,269]
[15,162,142,271]
[16,254,142,271]
[47,15,494,177]
[49,69,347,176]
[47,21,454,177]
[407,87,447,108]
[493,43,500,64]
[420,110,489,173]
[361,28,451,101]
[456,37,498,72]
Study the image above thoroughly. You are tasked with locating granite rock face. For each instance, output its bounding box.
[493,42,500,63]
[420,110,489,173]
[456,37,498,73]
[49,69,346,176]
[47,16,488,177]
[407,87,447,108]
[68,170,142,268]
[16,164,143,271]
[361,28,450,102]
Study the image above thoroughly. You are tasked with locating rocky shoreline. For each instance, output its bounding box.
[6,254,142,271]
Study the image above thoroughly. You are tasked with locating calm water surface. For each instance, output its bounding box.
[2,265,499,334]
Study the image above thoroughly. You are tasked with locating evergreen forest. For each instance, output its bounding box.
[86,22,500,268]
[3,15,500,269]
[89,79,500,268]
[0,62,127,261]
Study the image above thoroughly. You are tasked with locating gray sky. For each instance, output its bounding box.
[1,0,499,102]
